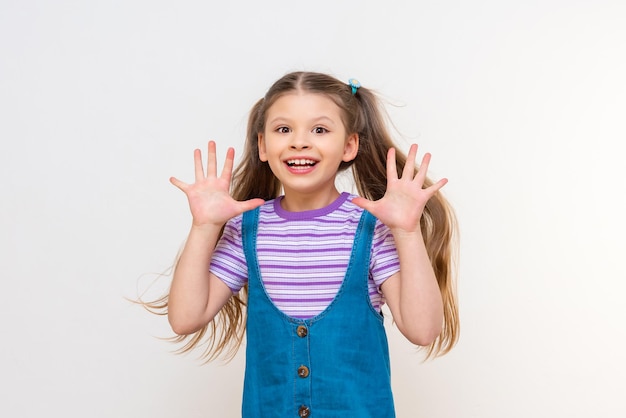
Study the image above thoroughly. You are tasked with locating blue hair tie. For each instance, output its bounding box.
[348,78,361,95]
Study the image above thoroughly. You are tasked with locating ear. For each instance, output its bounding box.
[342,133,359,162]
[258,133,268,162]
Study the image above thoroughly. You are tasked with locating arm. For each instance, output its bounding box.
[168,225,233,335]
[167,141,264,335]
[379,232,443,346]
[352,145,446,346]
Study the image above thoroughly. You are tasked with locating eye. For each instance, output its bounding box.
[276,126,291,134]
[313,126,329,134]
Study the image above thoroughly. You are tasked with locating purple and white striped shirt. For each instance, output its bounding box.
[210,192,400,319]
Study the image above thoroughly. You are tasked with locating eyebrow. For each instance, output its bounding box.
[267,116,338,126]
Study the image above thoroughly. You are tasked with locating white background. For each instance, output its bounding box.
[1,0,625,417]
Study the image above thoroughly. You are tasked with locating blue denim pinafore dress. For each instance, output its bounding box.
[241,208,395,417]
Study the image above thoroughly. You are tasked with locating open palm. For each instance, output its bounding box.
[170,141,264,227]
[352,144,447,233]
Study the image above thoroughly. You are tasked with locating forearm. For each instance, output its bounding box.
[168,223,223,333]
[387,230,444,345]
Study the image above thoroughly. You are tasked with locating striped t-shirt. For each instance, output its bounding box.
[210,192,400,319]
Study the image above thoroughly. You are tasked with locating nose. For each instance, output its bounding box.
[289,131,311,150]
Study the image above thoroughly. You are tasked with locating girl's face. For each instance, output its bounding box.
[258,92,358,209]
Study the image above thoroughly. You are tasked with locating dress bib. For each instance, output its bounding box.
[241,208,395,417]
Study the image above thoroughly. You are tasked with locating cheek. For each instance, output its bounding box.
[260,142,285,166]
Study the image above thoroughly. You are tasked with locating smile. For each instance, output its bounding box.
[286,159,317,167]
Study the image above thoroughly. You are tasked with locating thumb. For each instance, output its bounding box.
[169,176,188,192]
[237,198,266,213]
[351,196,373,211]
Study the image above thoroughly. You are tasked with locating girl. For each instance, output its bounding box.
[148,71,458,417]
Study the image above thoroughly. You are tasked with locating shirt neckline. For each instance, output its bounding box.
[273,192,350,220]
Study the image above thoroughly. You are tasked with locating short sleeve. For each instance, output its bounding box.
[209,215,248,292]
[369,219,400,288]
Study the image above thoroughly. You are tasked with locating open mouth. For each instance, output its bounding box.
[285,159,317,168]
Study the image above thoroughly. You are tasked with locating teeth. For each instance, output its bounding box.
[287,159,316,166]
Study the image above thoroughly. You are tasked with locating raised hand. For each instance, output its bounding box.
[352,144,447,233]
[170,141,265,228]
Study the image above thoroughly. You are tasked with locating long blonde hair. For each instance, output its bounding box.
[142,71,459,361]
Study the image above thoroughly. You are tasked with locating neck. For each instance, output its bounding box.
[280,188,341,212]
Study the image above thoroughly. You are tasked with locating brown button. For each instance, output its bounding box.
[298,405,311,417]
[296,325,308,338]
[297,365,310,378]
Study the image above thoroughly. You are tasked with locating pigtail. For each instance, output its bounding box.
[186,98,283,362]
[138,98,283,363]
[182,99,285,362]
[351,87,460,358]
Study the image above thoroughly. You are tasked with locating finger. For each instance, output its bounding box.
[414,152,432,185]
[402,144,418,179]
[206,140,217,178]
[193,148,205,181]
[220,147,235,182]
[386,148,398,180]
